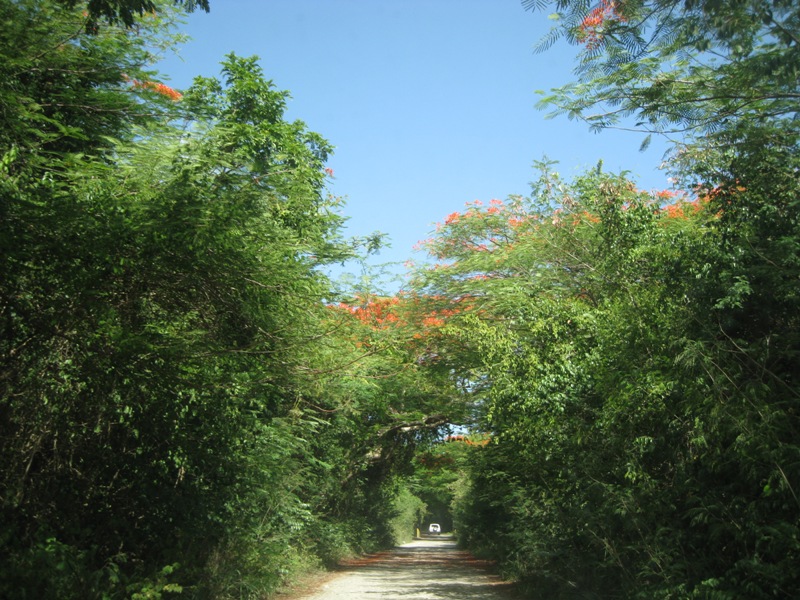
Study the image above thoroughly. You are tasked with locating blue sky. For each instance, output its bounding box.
[157,0,673,288]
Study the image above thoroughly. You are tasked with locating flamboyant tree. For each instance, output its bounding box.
[529,0,799,146]
[429,5,800,595]
[411,154,800,597]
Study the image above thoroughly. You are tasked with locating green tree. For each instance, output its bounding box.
[0,0,182,167]
[529,0,799,146]
[56,0,209,30]
[412,160,800,597]
[0,0,370,591]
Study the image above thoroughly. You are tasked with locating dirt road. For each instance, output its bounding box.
[289,536,516,600]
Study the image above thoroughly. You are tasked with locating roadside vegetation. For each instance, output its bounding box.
[1,1,798,599]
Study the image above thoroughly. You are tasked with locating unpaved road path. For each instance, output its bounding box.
[289,536,517,600]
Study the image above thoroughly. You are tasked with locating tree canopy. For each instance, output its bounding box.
[405,2,800,597]
[57,0,209,29]
[0,2,449,597]
[2,0,799,598]
[529,0,800,149]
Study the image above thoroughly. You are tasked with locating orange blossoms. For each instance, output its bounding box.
[332,295,469,344]
[335,296,401,329]
[662,198,705,219]
[125,75,182,101]
[578,0,627,50]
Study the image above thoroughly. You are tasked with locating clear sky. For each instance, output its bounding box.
[156,0,673,288]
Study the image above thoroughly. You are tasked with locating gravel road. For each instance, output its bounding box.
[288,536,516,600]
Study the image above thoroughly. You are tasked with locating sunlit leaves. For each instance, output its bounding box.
[528,0,800,141]
[409,158,800,595]
[0,6,389,595]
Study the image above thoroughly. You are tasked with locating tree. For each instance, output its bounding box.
[0,0,378,592]
[412,159,800,597]
[56,0,209,30]
[0,0,184,166]
[529,0,800,147]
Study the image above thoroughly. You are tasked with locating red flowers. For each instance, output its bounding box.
[662,198,705,219]
[444,212,461,225]
[334,296,402,329]
[126,75,182,101]
[578,0,627,50]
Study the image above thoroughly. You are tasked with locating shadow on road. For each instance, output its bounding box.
[325,536,517,599]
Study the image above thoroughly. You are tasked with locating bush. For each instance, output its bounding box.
[388,485,427,544]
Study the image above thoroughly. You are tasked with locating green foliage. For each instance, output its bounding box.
[409,4,800,596]
[54,0,209,31]
[388,482,427,544]
[0,2,429,597]
[413,437,476,533]
[7,1,796,598]
[412,160,800,597]
[0,0,179,165]
[530,0,800,142]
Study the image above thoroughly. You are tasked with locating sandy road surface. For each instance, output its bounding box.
[289,536,516,600]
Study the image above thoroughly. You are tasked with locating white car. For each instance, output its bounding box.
[428,523,441,534]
